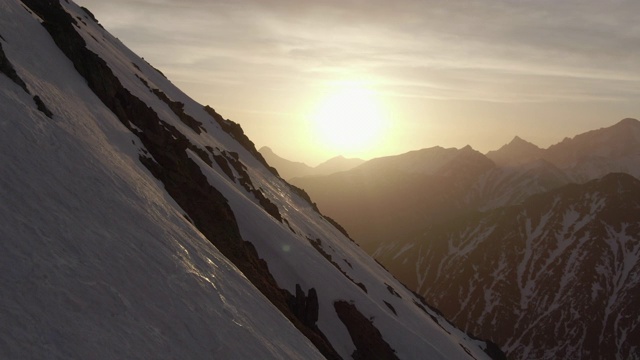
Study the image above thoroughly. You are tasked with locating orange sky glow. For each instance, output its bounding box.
[77,0,640,165]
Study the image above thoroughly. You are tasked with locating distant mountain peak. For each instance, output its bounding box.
[259,147,365,179]
[507,135,539,149]
[617,117,639,125]
[486,135,542,166]
[543,118,640,181]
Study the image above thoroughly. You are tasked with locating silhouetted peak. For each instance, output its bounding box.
[457,145,490,160]
[486,135,542,166]
[505,136,540,150]
[259,146,274,154]
[616,118,639,126]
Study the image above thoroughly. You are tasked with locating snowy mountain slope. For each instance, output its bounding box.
[0,1,502,359]
[375,173,640,359]
[465,160,571,211]
[0,2,324,358]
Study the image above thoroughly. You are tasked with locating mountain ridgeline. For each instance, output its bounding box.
[288,119,640,359]
[259,146,365,180]
[0,1,504,359]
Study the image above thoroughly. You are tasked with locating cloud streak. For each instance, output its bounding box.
[99,1,636,99]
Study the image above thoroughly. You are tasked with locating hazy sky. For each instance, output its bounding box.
[77,0,640,165]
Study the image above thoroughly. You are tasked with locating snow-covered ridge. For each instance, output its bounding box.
[0,0,501,359]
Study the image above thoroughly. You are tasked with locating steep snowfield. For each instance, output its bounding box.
[0,1,498,359]
[0,2,324,358]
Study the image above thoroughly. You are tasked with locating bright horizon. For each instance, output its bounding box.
[76,0,640,166]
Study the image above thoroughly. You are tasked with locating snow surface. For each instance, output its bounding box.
[0,1,495,359]
[0,2,322,358]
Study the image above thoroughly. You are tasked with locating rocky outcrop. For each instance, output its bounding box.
[0,41,53,118]
[0,41,28,92]
[151,87,205,134]
[289,284,320,329]
[203,105,277,177]
[334,300,399,360]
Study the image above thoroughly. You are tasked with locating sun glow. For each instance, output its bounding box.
[310,86,387,157]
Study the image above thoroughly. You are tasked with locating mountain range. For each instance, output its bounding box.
[0,1,504,359]
[259,146,365,180]
[289,119,640,359]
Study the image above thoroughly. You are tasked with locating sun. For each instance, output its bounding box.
[310,86,387,156]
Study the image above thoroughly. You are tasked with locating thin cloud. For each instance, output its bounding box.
[77,0,640,104]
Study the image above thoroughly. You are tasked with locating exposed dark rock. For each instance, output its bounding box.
[75,15,87,26]
[334,301,398,360]
[412,300,442,327]
[323,214,352,240]
[482,341,507,360]
[289,284,320,328]
[212,148,283,222]
[251,188,282,222]
[22,1,340,358]
[0,41,28,93]
[211,152,234,179]
[410,288,444,317]
[141,57,166,78]
[288,182,320,212]
[79,6,99,25]
[308,238,367,293]
[135,74,151,91]
[203,105,278,177]
[383,301,397,316]
[384,283,402,299]
[1,41,54,118]
[151,87,205,134]
[33,95,53,118]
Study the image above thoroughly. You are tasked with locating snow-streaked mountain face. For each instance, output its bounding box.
[376,173,640,359]
[465,159,571,212]
[0,1,503,359]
